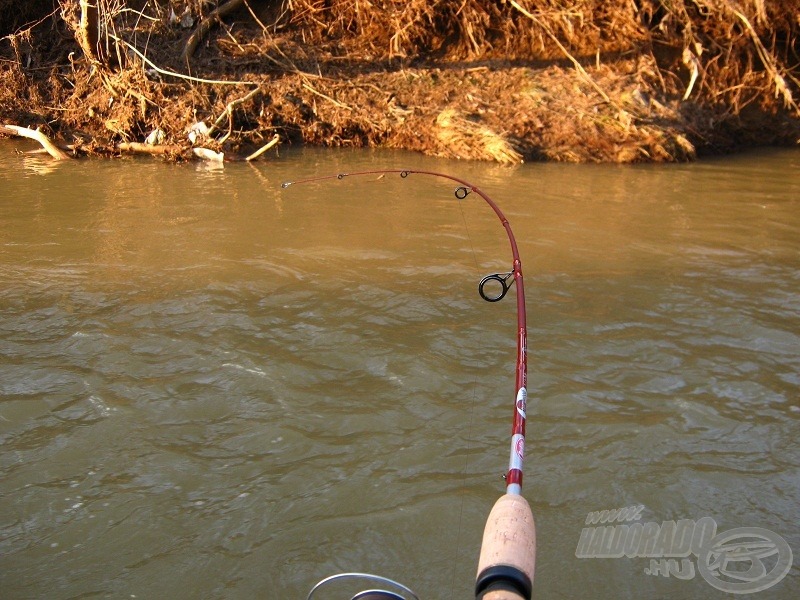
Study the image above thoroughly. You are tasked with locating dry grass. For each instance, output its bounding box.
[1,1,798,162]
[434,108,523,164]
[282,0,799,116]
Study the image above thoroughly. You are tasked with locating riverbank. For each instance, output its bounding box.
[1,1,799,163]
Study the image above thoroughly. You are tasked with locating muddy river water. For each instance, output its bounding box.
[1,144,798,599]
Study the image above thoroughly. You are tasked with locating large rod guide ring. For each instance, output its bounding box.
[479,271,515,302]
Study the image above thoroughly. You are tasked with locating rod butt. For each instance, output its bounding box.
[475,494,536,600]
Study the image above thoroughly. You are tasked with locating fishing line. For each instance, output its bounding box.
[283,169,531,598]
[449,184,484,599]
[283,168,528,487]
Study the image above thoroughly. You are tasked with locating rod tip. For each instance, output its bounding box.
[281,181,293,188]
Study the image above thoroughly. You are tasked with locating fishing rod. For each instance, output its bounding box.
[282,169,536,600]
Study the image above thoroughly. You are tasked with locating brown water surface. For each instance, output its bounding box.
[1,145,798,599]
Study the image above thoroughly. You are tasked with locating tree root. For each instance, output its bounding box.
[182,0,246,62]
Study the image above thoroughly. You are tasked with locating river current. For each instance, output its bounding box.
[1,144,798,599]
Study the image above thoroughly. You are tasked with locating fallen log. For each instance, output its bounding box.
[119,142,225,162]
[117,141,185,156]
[0,124,72,160]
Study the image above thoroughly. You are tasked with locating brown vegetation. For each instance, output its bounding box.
[1,0,798,163]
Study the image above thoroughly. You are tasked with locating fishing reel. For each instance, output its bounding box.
[307,573,419,600]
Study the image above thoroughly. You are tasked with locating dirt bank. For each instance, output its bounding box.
[1,1,799,163]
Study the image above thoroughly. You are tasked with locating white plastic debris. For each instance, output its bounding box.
[144,128,165,145]
[187,121,209,144]
[192,147,224,162]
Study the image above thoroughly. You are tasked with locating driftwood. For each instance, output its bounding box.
[1,126,278,163]
[0,124,72,160]
[116,143,224,162]
[117,141,185,155]
[118,133,279,162]
[245,134,280,161]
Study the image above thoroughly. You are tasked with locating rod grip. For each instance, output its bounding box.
[475,494,536,600]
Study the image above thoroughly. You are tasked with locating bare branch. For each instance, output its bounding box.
[0,124,72,160]
[182,0,245,62]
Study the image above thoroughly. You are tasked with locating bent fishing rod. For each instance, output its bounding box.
[283,169,536,600]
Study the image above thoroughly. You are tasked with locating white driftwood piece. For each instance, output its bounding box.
[0,124,72,160]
